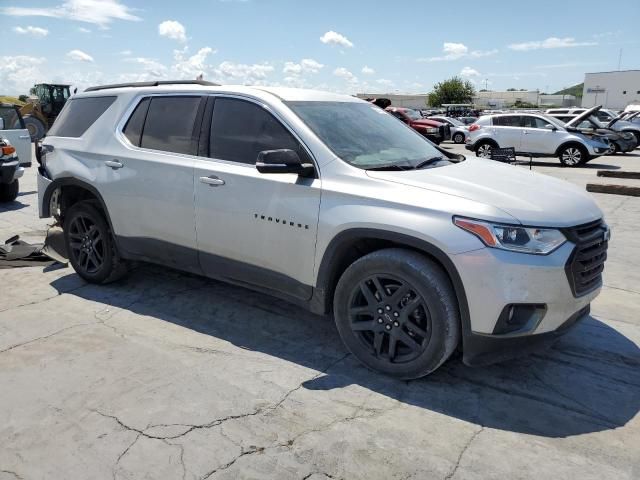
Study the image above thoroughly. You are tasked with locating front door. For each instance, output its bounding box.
[520,116,558,155]
[0,105,32,166]
[193,96,321,300]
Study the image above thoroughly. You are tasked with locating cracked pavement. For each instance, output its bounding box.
[1,146,639,479]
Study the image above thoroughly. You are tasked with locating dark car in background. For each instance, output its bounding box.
[385,107,448,144]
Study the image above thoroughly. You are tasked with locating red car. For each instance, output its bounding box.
[385,107,447,144]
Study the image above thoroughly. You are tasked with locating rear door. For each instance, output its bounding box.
[520,115,558,154]
[491,115,522,150]
[0,105,32,166]
[104,95,205,271]
[193,96,321,300]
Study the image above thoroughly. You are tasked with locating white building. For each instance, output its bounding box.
[473,91,577,108]
[582,70,640,110]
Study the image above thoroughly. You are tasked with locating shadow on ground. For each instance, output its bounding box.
[51,265,640,440]
[0,200,30,212]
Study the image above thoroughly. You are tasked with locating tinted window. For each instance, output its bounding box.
[0,106,24,130]
[210,98,301,164]
[48,96,116,137]
[493,116,521,127]
[123,97,150,147]
[140,96,201,154]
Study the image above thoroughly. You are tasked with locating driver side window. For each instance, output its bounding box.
[209,98,304,165]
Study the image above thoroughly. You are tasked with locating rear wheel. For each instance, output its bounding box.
[475,142,494,158]
[453,132,465,144]
[23,115,46,142]
[63,201,128,284]
[0,180,19,202]
[558,145,588,167]
[333,248,460,379]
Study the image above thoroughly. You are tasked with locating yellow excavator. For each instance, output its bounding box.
[0,83,72,141]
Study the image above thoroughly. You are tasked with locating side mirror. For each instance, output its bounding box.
[256,149,314,176]
[0,118,4,130]
[544,125,557,131]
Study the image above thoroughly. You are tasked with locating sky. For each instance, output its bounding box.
[1,0,639,96]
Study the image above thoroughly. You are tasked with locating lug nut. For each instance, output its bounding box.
[393,312,399,317]
[385,305,391,311]
[377,318,383,324]
[385,325,392,330]
[393,321,399,327]
[377,308,383,314]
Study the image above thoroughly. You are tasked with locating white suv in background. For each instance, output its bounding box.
[465,113,611,166]
[37,81,609,378]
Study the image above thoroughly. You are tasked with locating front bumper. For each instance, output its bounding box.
[616,137,638,152]
[451,241,602,365]
[0,159,24,184]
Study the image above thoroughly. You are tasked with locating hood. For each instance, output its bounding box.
[412,119,442,127]
[565,105,600,128]
[366,158,602,227]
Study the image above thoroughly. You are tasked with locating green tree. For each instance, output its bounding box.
[507,88,517,91]
[427,77,476,107]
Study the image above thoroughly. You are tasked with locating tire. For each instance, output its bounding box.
[333,248,460,379]
[558,144,588,167]
[0,179,19,202]
[475,141,494,158]
[609,142,619,155]
[63,201,128,284]
[23,115,47,142]
[453,132,465,144]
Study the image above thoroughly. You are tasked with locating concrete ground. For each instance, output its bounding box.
[1,145,638,480]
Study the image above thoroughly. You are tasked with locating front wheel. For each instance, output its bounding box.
[558,145,588,167]
[333,248,460,379]
[0,179,19,202]
[63,201,128,284]
[475,142,493,158]
[23,115,47,142]
[453,132,465,144]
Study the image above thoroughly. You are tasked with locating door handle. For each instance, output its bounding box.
[200,175,225,186]
[523,131,530,135]
[19,135,31,139]
[104,160,124,169]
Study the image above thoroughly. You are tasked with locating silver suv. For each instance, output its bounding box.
[37,81,609,378]
[465,113,610,166]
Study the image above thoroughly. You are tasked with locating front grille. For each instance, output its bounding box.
[563,219,608,297]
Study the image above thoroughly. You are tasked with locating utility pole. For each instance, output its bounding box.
[484,78,488,91]
[618,49,623,70]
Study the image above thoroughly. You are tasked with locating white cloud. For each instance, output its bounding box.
[158,20,187,43]
[283,58,324,75]
[421,42,498,62]
[172,47,216,78]
[508,37,597,51]
[1,0,140,28]
[320,30,354,48]
[78,26,91,33]
[376,78,394,86]
[13,25,49,37]
[362,66,375,75]
[119,49,132,56]
[333,67,357,83]
[460,66,480,77]
[217,61,274,83]
[67,49,94,62]
[125,57,167,77]
[0,55,45,95]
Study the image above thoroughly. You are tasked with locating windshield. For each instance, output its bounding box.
[287,101,449,169]
[404,109,423,120]
[446,117,464,126]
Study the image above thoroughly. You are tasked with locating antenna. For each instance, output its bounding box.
[618,48,623,70]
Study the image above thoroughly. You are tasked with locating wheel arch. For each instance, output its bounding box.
[474,138,499,149]
[311,228,471,342]
[42,177,117,235]
[555,140,588,157]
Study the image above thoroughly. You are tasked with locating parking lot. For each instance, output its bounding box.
[1,144,638,480]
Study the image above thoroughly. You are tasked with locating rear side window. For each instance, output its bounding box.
[493,116,521,127]
[123,97,151,147]
[210,97,302,164]
[140,96,202,155]
[48,96,116,137]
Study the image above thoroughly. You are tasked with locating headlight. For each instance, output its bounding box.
[425,127,439,133]
[454,217,566,254]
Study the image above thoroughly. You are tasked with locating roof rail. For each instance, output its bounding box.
[84,80,220,92]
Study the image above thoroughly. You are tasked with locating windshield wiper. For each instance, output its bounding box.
[365,164,413,171]
[414,156,445,169]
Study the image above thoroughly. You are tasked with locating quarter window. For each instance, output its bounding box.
[123,97,150,147]
[47,96,116,137]
[210,97,303,164]
[140,96,202,155]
